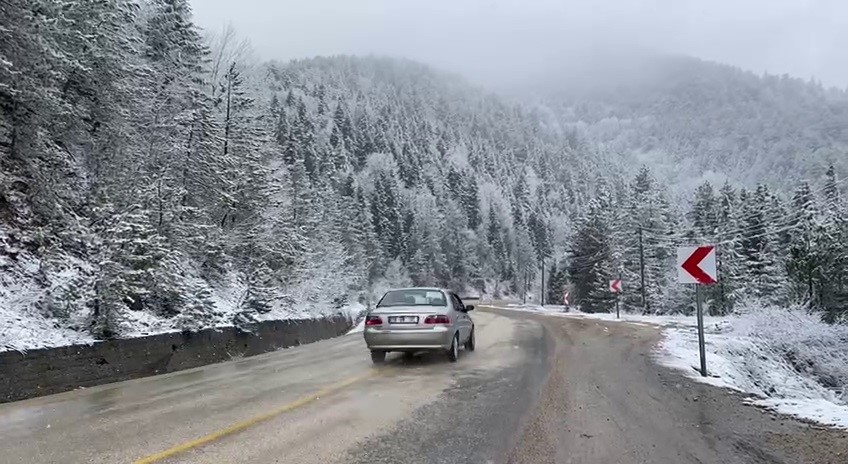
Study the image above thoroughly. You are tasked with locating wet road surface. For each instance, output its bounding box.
[0,311,548,463]
[2,305,847,463]
[493,307,848,464]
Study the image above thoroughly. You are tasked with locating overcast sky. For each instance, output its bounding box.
[191,0,848,90]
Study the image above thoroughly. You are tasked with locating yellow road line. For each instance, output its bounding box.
[134,372,375,464]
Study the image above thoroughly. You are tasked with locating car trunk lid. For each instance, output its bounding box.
[370,306,448,329]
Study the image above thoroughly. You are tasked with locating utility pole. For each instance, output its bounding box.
[540,257,545,307]
[616,270,622,319]
[523,269,527,305]
[639,226,646,312]
[717,248,726,315]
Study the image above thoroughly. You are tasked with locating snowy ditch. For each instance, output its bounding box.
[493,303,848,430]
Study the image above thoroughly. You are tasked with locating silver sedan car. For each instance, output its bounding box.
[363,288,475,363]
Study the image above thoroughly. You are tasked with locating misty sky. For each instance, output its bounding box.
[191,0,848,90]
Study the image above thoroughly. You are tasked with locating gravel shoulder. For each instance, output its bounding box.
[488,308,848,464]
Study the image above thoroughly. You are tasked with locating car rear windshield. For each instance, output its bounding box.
[377,289,447,307]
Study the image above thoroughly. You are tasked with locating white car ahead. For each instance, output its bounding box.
[363,287,475,363]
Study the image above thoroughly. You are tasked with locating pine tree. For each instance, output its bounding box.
[89,205,170,338]
[819,166,847,318]
[738,185,788,305]
[546,260,568,305]
[624,167,675,313]
[690,181,719,239]
[371,171,405,260]
[715,181,743,312]
[331,100,355,152]
[569,200,615,313]
[440,199,473,290]
[217,60,267,230]
[786,182,823,306]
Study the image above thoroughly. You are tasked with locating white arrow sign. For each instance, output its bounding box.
[677,246,718,285]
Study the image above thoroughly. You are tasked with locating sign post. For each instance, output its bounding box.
[695,284,706,377]
[609,279,623,318]
[677,245,718,377]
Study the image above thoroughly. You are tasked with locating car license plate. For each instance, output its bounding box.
[389,316,418,324]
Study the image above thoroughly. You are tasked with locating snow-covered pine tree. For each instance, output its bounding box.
[738,185,788,305]
[440,199,475,291]
[714,181,744,313]
[786,182,824,306]
[625,167,676,313]
[546,260,569,305]
[568,199,615,313]
[819,166,848,319]
[370,170,406,261]
[89,204,169,338]
[689,181,719,240]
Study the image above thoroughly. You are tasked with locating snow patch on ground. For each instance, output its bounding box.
[0,303,95,353]
[653,306,848,429]
[347,318,366,335]
[0,252,95,352]
[489,303,848,429]
[1,252,365,352]
[344,302,368,335]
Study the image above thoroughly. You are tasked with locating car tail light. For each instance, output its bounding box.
[365,315,383,326]
[424,315,450,324]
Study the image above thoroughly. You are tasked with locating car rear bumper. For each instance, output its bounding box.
[364,327,453,351]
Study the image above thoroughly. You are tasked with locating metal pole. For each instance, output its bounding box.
[696,284,707,377]
[639,226,646,312]
[617,270,622,318]
[540,257,545,307]
[523,269,527,305]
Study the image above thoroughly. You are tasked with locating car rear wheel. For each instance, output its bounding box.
[464,326,475,352]
[446,333,459,362]
[370,350,386,364]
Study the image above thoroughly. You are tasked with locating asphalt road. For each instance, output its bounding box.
[1,305,846,464]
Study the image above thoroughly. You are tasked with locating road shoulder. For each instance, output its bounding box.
[488,308,848,464]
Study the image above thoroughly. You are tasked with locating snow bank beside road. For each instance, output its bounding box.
[344,302,367,335]
[658,306,848,429]
[490,303,848,429]
[0,255,95,352]
[1,263,366,352]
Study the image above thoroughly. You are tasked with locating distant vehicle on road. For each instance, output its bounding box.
[363,288,475,363]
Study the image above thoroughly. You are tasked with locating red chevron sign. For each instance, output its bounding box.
[677,246,718,285]
[609,279,622,293]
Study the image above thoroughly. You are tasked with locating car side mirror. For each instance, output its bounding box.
[465,305,475,312]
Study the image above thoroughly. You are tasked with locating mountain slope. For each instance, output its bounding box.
[1,0,845,351]
[535,55,848,192]
[1,0,606,349]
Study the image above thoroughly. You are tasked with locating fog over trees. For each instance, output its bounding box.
[1,0,846,347]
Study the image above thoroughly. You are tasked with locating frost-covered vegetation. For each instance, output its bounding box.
[1,0,847,350]
[658,303,848,428]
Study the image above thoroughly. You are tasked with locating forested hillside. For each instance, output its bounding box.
[1,0,846,350]
[0,0,605,348]
[536,55,848,191]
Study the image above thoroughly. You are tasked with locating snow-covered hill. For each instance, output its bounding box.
[1,0,846,351]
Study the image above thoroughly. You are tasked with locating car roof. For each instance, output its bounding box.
[385,287,449,293]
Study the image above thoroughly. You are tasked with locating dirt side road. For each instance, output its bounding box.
[490,307,848,464]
